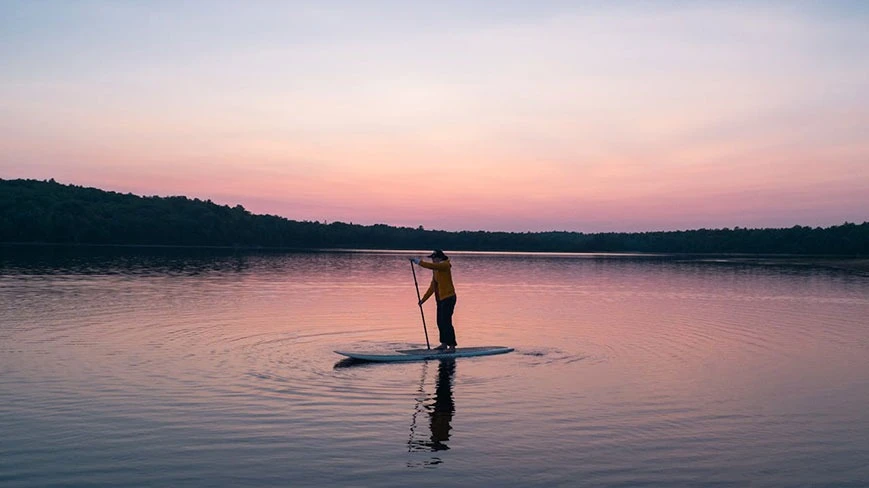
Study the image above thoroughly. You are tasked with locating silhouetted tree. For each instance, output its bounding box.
[1,178,866,255]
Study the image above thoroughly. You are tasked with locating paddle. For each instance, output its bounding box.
[409,259,431,350]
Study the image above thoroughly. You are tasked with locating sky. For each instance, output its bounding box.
[1,1,867,232]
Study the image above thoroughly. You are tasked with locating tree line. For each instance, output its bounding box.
[1,178,866,255]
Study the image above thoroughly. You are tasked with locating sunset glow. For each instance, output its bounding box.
[2,1,867,232]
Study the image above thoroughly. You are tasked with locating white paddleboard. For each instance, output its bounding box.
[334,346,514,362]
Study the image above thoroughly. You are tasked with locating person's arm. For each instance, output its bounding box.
[420,279,436,304]
[419,260,450,271]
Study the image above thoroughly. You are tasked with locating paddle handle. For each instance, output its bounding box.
[410,259,431,350]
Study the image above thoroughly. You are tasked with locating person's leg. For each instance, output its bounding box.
[438,295,457,348]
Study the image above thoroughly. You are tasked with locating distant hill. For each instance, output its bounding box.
[1,178,866,255]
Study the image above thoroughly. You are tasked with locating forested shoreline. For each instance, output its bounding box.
[2,178,866,255]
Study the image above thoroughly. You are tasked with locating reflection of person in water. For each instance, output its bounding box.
[408,359,457,457]
[428,359,456,451]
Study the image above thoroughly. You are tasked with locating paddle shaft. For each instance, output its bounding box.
[409,260,431,350]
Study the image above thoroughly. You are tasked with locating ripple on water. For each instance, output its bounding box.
[515,347,601,365]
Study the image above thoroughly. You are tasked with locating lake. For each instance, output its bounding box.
[1,248,868,487]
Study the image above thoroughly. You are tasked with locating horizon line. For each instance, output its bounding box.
[6,177,867,235]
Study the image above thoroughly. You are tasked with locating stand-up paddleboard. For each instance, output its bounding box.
[335,346,514,362]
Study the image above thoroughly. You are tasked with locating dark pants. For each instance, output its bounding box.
[436,295,457,347]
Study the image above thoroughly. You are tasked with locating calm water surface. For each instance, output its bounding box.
[1,249,868,487]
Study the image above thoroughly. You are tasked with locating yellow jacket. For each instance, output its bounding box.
[420,259,456,302]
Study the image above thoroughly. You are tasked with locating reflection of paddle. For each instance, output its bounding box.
[407,359,456,458]
[407,361,429,453]
[409,259,431,350]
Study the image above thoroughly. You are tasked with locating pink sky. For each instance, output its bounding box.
[1,2,867,232]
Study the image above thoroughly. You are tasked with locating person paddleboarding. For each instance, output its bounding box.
[336,250,512,362]
[411,249,458,352]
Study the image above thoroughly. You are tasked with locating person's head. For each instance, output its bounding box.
[428,249,448,262]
